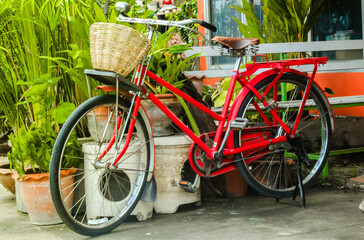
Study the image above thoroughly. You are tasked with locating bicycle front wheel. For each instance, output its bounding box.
[234,73,332,199]
[50,95,151,236]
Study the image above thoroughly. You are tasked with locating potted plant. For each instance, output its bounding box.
[8,119,79,225]
[7,72,78,224]
[0,0,109,206]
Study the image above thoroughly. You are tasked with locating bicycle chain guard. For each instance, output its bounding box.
[189,132,234,178]
[188,127,278,178]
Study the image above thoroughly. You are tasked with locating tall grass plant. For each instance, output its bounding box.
[0,0,111,135]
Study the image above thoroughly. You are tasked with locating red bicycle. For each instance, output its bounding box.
[49,2,333,236]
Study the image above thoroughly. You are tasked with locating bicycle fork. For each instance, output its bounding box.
[93,91,142,169]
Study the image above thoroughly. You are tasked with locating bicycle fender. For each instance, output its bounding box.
[279,69,335,131]
[226,69,335,148]
[138,104,156,182]
[228,69,281,123]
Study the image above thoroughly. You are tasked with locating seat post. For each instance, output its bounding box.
[233,56,243,72]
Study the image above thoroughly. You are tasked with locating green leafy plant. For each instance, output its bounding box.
[17,73,76,125]
[7,71,76,178]
[7,73,77,178]
[147,28,202,94]
[211,77,243,107]
[8,122,79,179]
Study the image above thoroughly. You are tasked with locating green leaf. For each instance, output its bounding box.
[51,102,76,124]
[44,96,55,109]
[214,91,228,107]
[23,84,48,97]
[167,44,191,53]
[94,2,107,22]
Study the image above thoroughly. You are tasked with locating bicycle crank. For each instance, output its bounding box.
[189,132,235,178]
[190,133,216,177]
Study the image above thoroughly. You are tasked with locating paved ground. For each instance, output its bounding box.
[1,183,364,240]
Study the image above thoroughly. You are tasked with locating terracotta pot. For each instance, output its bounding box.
[14,179,27,213]
[224,169,248,199]
[0,163,15,194]
[12,169,77,225]
[142,94,183,136]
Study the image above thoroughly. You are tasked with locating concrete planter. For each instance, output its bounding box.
[82,142,154,222]
[153,134,201,214]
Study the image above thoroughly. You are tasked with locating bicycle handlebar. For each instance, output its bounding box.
[115,2,217,32]
[117,16,216,32]
[200,21,217,32]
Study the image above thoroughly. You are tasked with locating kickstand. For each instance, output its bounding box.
[292,154,305,208]
[276,154,306,208]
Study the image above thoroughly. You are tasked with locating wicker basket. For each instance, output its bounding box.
[90,23,151,77]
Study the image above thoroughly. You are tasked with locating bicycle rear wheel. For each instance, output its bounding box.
[234,73,332,198]
[50,95,151,236]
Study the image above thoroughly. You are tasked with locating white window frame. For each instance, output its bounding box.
[202,0,364,73]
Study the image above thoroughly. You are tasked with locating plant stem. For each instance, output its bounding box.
[176,95,200,136]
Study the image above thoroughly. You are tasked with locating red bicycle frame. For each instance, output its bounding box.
[105,56,328,177]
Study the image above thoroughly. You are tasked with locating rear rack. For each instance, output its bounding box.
[244,57,328,75]
[84,69,142,92]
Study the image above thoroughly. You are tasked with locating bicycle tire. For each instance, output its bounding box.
[50,94,151,236]
[234,73,332,199]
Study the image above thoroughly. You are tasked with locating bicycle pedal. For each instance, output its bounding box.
[179,180,198,193]
[230,117,248,130]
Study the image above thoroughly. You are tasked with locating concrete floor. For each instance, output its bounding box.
[1,184,364,240]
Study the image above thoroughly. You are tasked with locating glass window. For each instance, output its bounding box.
[313,0,363,60]
[211,0,242,39]
[208,0,262,66]
[210,0,243,65]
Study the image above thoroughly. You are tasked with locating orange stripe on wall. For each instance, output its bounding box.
[203,77,223,86]
[315,72,364,117]
[197,0,207,71]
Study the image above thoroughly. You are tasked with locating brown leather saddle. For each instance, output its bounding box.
[212,36,260,50]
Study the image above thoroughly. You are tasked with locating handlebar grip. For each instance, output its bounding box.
[200,21,217,32]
